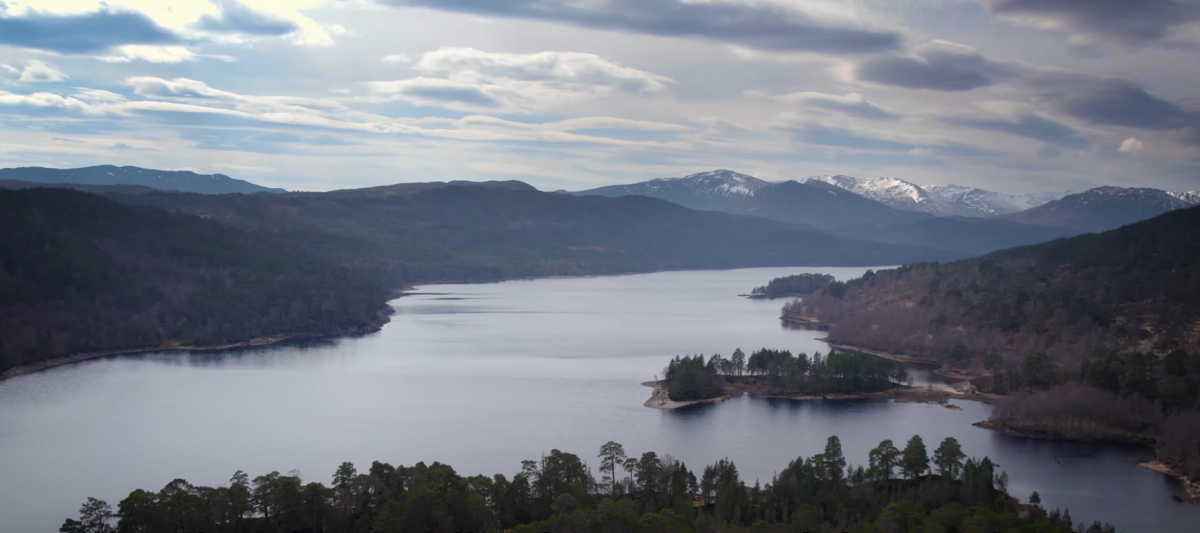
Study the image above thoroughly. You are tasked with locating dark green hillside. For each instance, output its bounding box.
[113,184,962,282]
[0,188,386,373]
[785,205,1200,372]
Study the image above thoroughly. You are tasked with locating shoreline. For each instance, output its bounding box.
[643,380,999,411]
[0,301,398,383]
[1138,461,1200,505]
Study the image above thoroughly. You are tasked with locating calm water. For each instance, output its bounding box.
[1,268,1197,532]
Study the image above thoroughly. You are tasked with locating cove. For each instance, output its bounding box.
[0,268,1197,532]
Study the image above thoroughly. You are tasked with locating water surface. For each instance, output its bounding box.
[1,268,1195,532]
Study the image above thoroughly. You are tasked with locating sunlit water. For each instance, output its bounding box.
[1,268,1196,532]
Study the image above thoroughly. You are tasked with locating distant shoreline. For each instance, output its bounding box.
[0,296,401,383]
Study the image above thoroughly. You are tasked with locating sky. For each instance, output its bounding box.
[1,0,1199,193]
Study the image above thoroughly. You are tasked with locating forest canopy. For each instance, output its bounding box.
[783,205,1200,376]
[60,436,1111,533]
[750,273,836,298]
[662,348,902,401]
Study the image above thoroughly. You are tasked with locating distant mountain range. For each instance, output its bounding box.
[999,186,1199,232]
[802,175,966,216]
[923,184,1070,217]
[0,165,286,195]
[573,171,1082,255]
[573,169,770,211]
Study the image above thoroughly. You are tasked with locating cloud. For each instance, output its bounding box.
[194,0,300,37]
[378,0,904,55]
[850,40,1017,91]
[369,77,501,108]
[1119,137,1146,153]
[414,48,672,93]
[1023,72,1200,131]
[382,53,413,64]
[97,45,203,63]
[459,115,689,132]
[370,48,673,112]
[123,77,243,101]
[0,9,180,54]
[944,113,1089,149]
[980,0,1200,50]
[778,121,915,151]
[17,60,67,83]
[749,90,898,121]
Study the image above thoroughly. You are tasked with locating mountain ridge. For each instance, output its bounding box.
[0,165,286,195]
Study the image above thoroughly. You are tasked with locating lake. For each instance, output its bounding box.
[1,267,1196,532]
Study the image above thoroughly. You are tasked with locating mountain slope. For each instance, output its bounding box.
[731,180,932,231]
[924,184,1068,217]
[803,175,966,216]
[0,179,160,195]
[0,165,286,194]
[834,216,1082,257]
[112,185,961,279]
[325,180,536,198]
[572,169,772,211]
[999,186,1194,232]
[785,205,1200,372]
[0,188,386,373]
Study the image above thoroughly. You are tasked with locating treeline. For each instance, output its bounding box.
[662,349,902,401]
[783,205,1200,375]
[61,436,1113,533]
[0,189,388,373]
[986,348,1200,482]
[750,274,835,298]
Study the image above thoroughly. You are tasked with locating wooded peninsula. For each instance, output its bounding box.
[775,206,1200,503]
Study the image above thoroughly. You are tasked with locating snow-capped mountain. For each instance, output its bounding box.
[571,169,773,211]
[924,184,1071,217]
[1000,186,1196,232]
[802,175,968,216]
[1168,190,1200,205]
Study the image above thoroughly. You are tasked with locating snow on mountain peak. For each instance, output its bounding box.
[924,184,1069,216]
[801,175,964,215]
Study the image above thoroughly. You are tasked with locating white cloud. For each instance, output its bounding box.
[124,77,244,101]
[747,90,898,120]
[382,53,413,64]
[99,45,201,63]
[1119,137,1145,153]
[369,48,674,113]
[18,61,68,83]
[414,48,673,93]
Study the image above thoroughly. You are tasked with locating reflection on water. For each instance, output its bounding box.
[0,267,1197,533]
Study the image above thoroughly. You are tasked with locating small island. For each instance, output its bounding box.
[644,348,978,410]
[746,273,836,299]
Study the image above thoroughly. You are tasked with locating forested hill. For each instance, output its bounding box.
[0,188,387,373]
[111,184,962,281]
[0,165,285,194]
[1,185,958,372]
[785,205,1200,373]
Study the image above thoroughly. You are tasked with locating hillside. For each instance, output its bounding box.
[835,216,1082,256]
[0,165,286,194]
[0,188,386,374]
[732,180,932,231]
[112,184,961,281]
[999,186,1195,232]
[0,179,160,195]
[571,169,771,211]
[784,205,1200,374]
